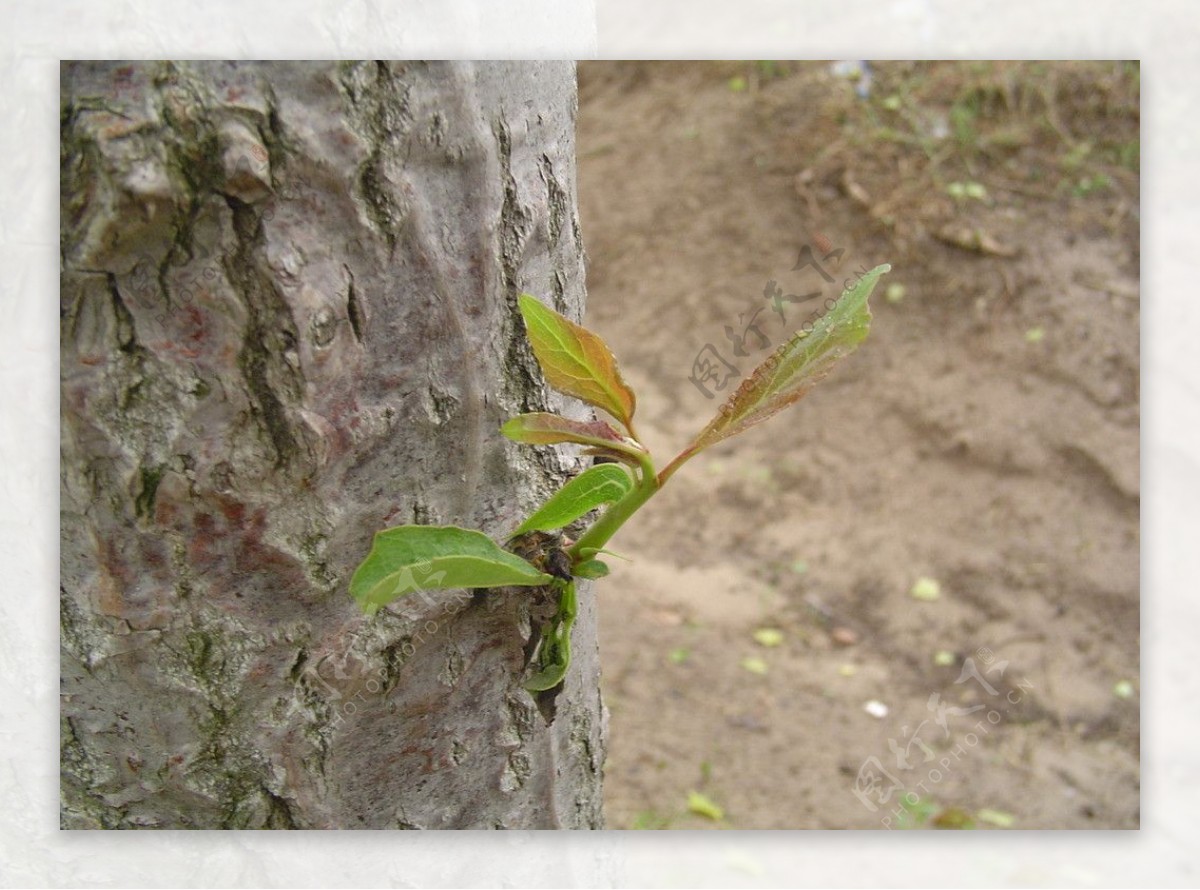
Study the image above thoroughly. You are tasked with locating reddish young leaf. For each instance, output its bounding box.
[502,413,647,462]
[578,446,645,470]
[676,264,889,468]
[518,293,637,430]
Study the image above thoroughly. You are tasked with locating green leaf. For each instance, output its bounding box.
[350,525,552,614]
[898,795,938,828]
[525,581,578,691]
[502,413,646,463]
[518,294,637,429]
[629,810,673,830]
[684,264,889,457]
[687,790,725,821]
[740,656,769,675]
[572,558,610,580]
[976,808,1016,828]
[753,628,784,647]
[910,576,941,601]
[513,464,633,536]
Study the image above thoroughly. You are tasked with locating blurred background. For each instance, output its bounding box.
[576,60,1139,829]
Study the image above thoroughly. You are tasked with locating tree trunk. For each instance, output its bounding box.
[60,61,604,829]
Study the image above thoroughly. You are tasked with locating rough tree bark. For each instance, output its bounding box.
[60,61,605,829]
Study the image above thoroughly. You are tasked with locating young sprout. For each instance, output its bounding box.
[350,265,890,690]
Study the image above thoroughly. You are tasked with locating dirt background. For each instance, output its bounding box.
[575,61,1139,830]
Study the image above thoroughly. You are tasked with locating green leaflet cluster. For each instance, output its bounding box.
[350,268,888,691]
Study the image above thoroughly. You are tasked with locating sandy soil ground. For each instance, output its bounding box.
[576,61,1139,830]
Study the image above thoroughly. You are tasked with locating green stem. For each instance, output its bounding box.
[568,449,659,561]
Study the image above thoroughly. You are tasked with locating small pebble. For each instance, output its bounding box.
[864,699,889,719]
[649,608,684,626]
[831,626,859,646]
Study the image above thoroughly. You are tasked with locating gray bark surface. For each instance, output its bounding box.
[60,61,604,829]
